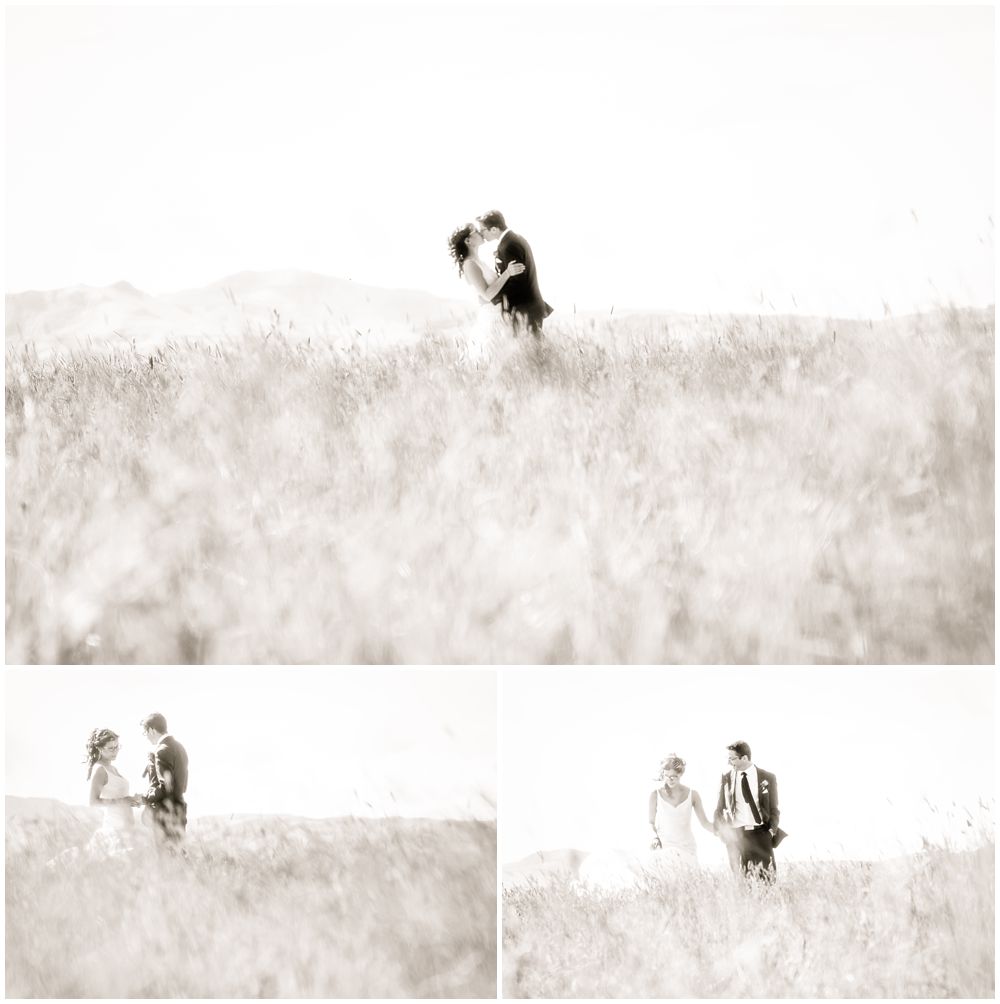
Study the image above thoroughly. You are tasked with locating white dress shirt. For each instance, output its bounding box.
[730,764,761,828]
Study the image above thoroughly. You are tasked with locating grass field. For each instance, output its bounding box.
[5,813,496,998]
[5,307,993,663]
[503,843,994,998]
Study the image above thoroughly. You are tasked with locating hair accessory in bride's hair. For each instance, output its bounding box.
[656,754,686,779]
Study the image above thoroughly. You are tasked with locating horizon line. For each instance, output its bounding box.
[5,269,994,324]
[5,792,496,824]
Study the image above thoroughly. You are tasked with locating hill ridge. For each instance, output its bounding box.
[5,268,475,354]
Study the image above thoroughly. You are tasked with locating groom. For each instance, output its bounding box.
[713,740,786,881]
[476,209,553,338]
[140,713,189,844]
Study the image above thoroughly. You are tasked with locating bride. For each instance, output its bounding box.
[578,754,714,891]
[647,754,714,864]
[84,728,141,854]
[447,222,525,361]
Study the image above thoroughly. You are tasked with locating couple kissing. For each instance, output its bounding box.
[448,210,553,357]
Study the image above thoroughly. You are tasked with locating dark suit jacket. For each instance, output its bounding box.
[492,230,553,326]
[713,766,780,830]
[143,735,189,810]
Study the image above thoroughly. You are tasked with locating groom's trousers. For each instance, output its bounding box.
[725,825,777,882]
[150,801,187,844]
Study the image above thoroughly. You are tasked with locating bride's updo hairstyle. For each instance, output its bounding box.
[447,223,476,275]
[657,754,687,779]
[84,728,119,779]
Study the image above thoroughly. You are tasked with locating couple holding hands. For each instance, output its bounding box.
[83,713,189,853]
[649,740,787,880]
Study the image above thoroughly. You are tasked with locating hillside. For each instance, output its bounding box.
[503,847,589,886]
[9,270,985,359]
[5,793,489,839]
[504,844,994,997]
[5,303,992,663]
[6,796,497,997]
[5,270,474,355]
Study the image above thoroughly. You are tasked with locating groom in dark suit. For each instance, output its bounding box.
[140,712,189,844]
[476,209,553,338]
[713,740,786,881]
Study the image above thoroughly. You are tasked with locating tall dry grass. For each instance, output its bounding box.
[503,843,994,998]
[5,814,496,998]
[5,307,993,662]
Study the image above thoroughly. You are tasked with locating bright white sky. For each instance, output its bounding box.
[5,3,993,316]
[5,667,496,820]
[501,668,995,864]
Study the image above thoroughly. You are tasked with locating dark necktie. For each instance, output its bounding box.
[741,771,762,824]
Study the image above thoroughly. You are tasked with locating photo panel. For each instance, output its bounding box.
[5,666,498,999]
[501,666,994,998]
[5,4,994,668]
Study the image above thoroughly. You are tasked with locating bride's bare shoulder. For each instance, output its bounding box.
[89,763,108,798]
[463,259,488,287]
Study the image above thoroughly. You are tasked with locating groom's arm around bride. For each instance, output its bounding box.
[476,209,553,337]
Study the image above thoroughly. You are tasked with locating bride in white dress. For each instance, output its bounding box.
[577,754,714,891]
[46,729,143,867]
[447,222,525,362]
[646,754,714,868]
[85,728,140,855]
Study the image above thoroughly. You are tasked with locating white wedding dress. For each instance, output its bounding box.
[652,788,698,863]
[87,768,136,855]
[46,768,143,868]
[463,258,512,362]
[577,791,699,892]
